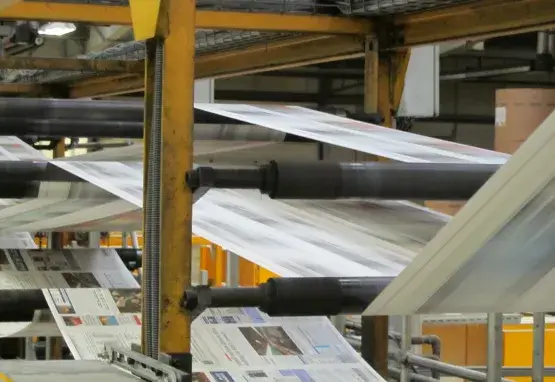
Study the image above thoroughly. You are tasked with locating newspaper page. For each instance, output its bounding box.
[191,308,385,382]
[195,103,509,165]
[43,290,385,382]
[0,246,137,338]
[43,287,141,360]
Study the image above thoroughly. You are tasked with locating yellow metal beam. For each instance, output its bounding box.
[0,2,130,25]
[70,74,143,98]
[196,35,365,79]
[0,57,143,72]
[129,0,163,40]
[395,0,555,47]
[361,46,410,379]
[194,11,372,35]
[0,83,43,94]
[157,0,196,355]
[0,2,372,34]
[69,35,366,98]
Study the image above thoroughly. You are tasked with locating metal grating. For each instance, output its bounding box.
[4,30,296,84]
[25,0,479,15]
[342,0,479,15]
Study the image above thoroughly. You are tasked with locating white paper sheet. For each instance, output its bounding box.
[194,103,509,164]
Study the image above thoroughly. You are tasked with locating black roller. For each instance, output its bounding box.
[0,98,382,139]
[0,161,85,183]
[187,161,500,201]
[184,276,393,316]
[0,160,91,198]
[114,248,142,270]
[0,118,144,138]
[0,98,245,138]
[0,290,48,322]
[0,98,144,121]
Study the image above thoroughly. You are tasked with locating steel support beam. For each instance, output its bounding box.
[395,0,555,47]
[140,0,195,360]
[0,57,143,73]
[196,35,365,79]
[69,35,366,98]
[0,2,372,34]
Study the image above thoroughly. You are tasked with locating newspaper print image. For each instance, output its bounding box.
[0,248,138,290]
[191,308,385,382]
[44,287,141,360]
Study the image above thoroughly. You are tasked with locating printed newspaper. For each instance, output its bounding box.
[43,288,385,382]
[0,248,138,338]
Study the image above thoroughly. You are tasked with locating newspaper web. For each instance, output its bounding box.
[0,102,527,380]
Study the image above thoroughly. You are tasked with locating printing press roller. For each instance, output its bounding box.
[0,97,382,138]
[184,276,394,316]
[0,161,87,199]
[186,161,500,200]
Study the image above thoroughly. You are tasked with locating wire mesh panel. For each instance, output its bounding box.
[4,30,297,84]
[344,0,478,15]
[195,30,296,54]
[25,0,480,14]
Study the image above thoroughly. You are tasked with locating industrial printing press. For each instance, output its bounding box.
[0,92,554,382]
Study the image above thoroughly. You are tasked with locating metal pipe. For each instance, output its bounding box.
[549,31,555,57]
[184,276,393,316]
[131,231,140,250]
[405,353,512,382]
[440,65,531,81]
[469,366,555,377]
[532,312,545,382]
[388,366,440,382]
[538,31,549,55]
[487,313,504,382]
[0,161,84,183]
[390,333,441,359]
[187,161,499,201]
[400,316,412,382]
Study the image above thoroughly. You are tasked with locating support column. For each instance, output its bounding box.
[138,0,196,359]
[361,38,410,378]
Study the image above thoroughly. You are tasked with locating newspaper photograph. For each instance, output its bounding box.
[0,248,138,290]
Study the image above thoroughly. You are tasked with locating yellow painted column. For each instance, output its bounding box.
[158,0,196,355]
[361,40,410,378]
[135,0,196,357]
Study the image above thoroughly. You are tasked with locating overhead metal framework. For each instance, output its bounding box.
[0,2,373,34]
[396,0,555,47]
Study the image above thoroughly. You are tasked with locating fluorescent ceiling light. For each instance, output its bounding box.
[38,22,77,37]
